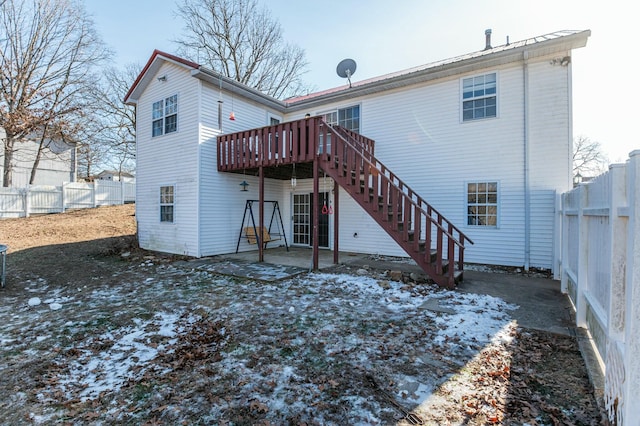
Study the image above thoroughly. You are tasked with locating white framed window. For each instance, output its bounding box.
[462,73,497,121]
[322,104,360,133]
[267,112,282,126]
[467,181,498,227]
[152,94,178,137]
[160,185,175,223]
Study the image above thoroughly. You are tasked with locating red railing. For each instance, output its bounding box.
[318,120,473,288]
[332,124,473,249]
[217,117,375,171]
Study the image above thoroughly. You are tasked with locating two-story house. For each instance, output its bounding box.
[124,29,590,286]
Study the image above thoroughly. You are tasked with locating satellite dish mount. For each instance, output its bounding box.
[336,58,357,88]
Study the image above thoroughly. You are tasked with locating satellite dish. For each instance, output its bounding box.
[336,58,357,87]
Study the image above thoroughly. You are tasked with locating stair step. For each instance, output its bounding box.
[435,259,450,274]
[318,146,469,289]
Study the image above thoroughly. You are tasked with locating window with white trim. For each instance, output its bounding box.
[152,94,178,137]
[160,185,175,223]
[467,182,498,226]
[462,73,496,121]
[322,105,360,132]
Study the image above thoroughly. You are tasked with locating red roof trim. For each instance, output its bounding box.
[124,50,200,103]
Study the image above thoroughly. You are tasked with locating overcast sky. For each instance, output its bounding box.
[85,0,638,164]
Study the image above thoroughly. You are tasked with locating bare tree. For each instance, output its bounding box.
[76,141,107,180]
[573,135,609,181]
[0,0,109,187]
[88,64,138,178]
[175,0,310,99]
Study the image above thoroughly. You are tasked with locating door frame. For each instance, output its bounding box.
[290,190,331,248]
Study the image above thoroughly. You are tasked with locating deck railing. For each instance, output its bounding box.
[217,117,375,171]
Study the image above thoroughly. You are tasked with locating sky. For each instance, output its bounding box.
[85,0,638,163]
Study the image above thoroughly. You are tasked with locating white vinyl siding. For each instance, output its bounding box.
[136,62,199,256]
[296,64,527,265]
[527,59,572,268]
[198,78,287,256]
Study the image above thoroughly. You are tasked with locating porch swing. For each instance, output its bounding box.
[235,200,289,253]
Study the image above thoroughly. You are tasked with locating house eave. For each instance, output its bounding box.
[191,68,287,113]
[284,29,591,112]
[124,50,200,105]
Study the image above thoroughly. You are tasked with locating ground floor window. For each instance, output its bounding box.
[467,182,497,226]
[160,185,175,223]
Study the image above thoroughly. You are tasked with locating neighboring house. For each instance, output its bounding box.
[124,29,590,283]
[97,170,136,183]
[0,128,77,187]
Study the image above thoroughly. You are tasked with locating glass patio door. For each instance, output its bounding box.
[292,192,329,248]
[293,193,310,245]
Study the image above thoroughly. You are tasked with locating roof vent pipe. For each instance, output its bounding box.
[484,29,492,50]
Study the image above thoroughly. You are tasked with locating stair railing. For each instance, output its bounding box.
[318,120,473,285]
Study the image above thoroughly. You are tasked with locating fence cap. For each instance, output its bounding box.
[0,244,7,253]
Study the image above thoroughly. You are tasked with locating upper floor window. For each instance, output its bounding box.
[152,94,178,137]
[323,105,360,133]
[462,73,496,121]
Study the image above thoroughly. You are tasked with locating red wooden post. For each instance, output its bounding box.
[312,157,319,270]
[333,181,339,264]
[259,166,264,262]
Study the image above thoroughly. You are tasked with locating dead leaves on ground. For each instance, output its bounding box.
[430,328,602,425]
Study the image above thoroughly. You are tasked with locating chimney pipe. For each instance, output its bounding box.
[484,29,492,50]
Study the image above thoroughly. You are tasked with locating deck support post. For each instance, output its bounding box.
[259,166,264,262]
[313,157,319,270]
[333,180,339,264]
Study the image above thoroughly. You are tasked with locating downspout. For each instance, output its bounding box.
[523,51,531,271]
[196,78,202,257]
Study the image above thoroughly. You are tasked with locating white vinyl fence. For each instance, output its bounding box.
[558,150,640,425]
[0,180,135,218]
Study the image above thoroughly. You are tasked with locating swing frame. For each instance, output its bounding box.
[236,200,289,253]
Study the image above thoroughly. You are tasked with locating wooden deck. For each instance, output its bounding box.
[217,117,472,288]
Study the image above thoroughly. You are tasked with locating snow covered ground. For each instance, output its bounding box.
[0,259,564,425]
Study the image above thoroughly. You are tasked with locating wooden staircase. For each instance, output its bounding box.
[316,122,473,288]
[217,117,472,288]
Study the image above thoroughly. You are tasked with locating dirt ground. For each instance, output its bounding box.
[0,205,605,425]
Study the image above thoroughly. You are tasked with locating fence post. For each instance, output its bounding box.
[554,192,562,281]
[602,164,628,424]
[607,164,627,341]
[61,182,67,213]
[93,180,98,208]
[121,180,125,205]
[560,193,569,292]
[575,183,588,328]
[24,185,31,218]
[623,150,640,423]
